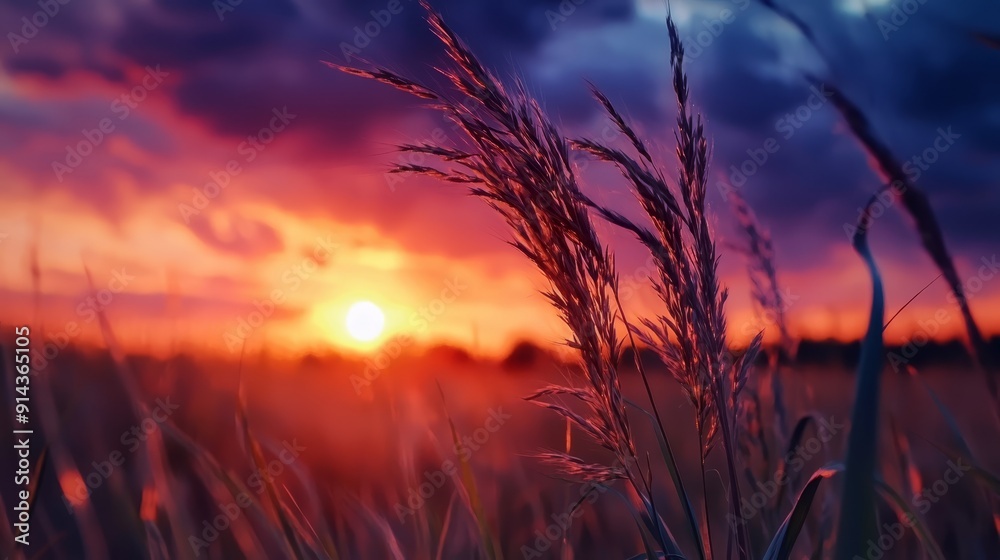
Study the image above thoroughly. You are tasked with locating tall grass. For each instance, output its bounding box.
[573,19,764,557]
[331,3,983,559]
[2,2,997,559]
[331,4,777,560]
[330,2,680,554]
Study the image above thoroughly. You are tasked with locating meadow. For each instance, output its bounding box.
[3,3,1000,560]
[1,342,998,559]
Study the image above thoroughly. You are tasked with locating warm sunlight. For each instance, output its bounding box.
[5,2,1000,557]
[345,300,385,342]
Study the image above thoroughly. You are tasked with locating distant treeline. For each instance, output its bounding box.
[499,337,1000,373]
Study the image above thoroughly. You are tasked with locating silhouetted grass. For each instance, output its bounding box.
[2,3,998,560]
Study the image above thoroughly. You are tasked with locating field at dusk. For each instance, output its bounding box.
[1,0,999,559]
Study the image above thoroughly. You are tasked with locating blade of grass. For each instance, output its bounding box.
[235,372,306,560]
[144,519,171,560]
[912,369,975,458]
[883,274,942,332]
[84,265,195,559]
[434,492,458,560]
[342,492,406,560]
[763,463,842,560]
[916,436,1000,496]
[817,80,1000,420]
[773,414,817,509]
[26,446,48,518]
[32,352,108,559]
[888,416,921,500]
[909,364,1000,543]
[757,0,1000,422]
[437,382,502,560]
[872,477,945,560]
[158,421,269,559]
[625,398,706,559]
[834,195,886,560]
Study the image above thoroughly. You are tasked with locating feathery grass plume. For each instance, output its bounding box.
[574,15,762,559]
[727,190,794,363]
[727,190,795,507]
[329,0,654,531]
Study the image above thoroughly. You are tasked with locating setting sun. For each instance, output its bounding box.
[345,301,385,342]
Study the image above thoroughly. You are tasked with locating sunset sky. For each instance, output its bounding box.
[1,0,998,358]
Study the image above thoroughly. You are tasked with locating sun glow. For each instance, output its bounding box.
[345,301,386,342]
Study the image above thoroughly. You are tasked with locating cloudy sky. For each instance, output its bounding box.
[1,0,998,357]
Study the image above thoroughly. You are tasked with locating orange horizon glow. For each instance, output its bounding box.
[2,57,999,361]
[3,199,999,361]
[7,247,1000,364]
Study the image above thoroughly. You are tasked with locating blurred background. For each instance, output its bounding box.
[1,0,999,359]
[2,1,1000,558]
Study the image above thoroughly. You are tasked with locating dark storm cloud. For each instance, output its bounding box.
[1,0,633,158]
[667,0,1000,275]
[0,0,997,272]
